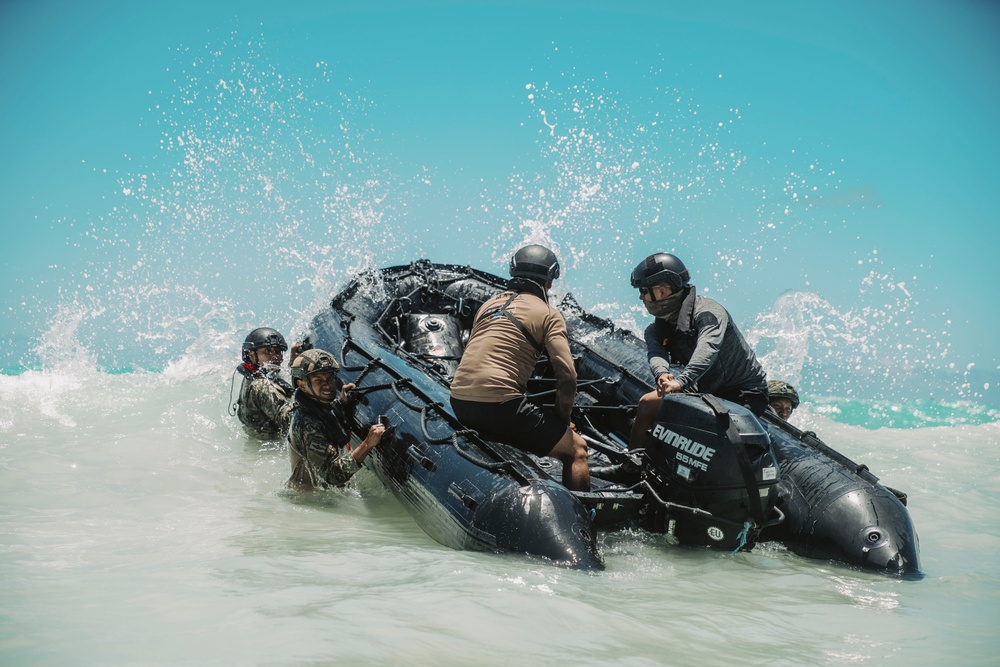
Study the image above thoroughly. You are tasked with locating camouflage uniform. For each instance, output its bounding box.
[236,367,295,438]
[287,388,361,490]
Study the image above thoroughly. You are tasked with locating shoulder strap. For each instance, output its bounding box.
[477,292,544,353]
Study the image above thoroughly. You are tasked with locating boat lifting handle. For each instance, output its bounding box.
[406,445,438,472]
[448,482,479,510]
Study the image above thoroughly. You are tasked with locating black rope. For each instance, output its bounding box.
[420,402,454,444]
[387,378,426,411]
[350,358,383,389]
[338,333,370,372]
[448,431,522,474]
[416,403,527,478]
[351,381,397,397]
[524,377,612,398]
[227,369,243,417]
[340,328,527,480]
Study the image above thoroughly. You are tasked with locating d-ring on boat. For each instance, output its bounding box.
[300,260,920,575]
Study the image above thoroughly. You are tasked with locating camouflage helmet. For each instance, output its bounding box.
[291,348,339,381]
[767,380,800,409]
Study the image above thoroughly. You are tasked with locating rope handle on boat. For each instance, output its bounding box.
[334,319,535,483]
[388,378,428,412]
[449,432,521,474]
[524,377,613,399]
[344,365,527,477]
[420,402,454,444]
[338,336,371,372]
[335,338,432,409]
[349,359,383,390]
[416,402,527,477]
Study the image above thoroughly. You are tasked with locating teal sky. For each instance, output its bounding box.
[1,1,998,394]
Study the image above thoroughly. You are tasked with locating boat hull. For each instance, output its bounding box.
[307,282,603,569]
[301,261,920,575]
[762,420,921,575]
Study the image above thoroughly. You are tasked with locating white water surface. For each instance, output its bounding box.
[2,362,998,666]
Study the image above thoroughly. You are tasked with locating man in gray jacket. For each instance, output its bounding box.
[628,252,767,450]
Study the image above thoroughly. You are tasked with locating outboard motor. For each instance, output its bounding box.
[404,314,465,378]
[642,394,781,551]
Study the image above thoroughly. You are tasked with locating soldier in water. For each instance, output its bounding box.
[234,327,296,439]
[286,348,386,490]
[767,380,800,421]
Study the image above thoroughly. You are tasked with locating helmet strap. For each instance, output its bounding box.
[300,374,335,404]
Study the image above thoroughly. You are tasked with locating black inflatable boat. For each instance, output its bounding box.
[301,261,920,575]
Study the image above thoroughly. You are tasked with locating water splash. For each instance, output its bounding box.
[35,304,97,373]
[481,75,751,283]
[29,35,427,372]
[482,63,981,406]
[9,33,992,413]
[747,266,958,402]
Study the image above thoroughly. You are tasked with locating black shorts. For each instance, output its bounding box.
[449,396,568,457]
[714,386,768,417]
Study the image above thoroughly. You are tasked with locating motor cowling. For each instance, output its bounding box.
[642,394,781,551]
[404,314,465,378]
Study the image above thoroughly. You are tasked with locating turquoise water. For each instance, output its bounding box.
[2,2,999,665]
[813,398,1000,430]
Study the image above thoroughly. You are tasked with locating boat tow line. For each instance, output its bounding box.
[524,377,614,399]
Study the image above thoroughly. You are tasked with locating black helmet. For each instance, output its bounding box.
[630,253,690,291]
[509,244,561,281]
[767,380,800,409]
[242,327,288,363]
[291,348,339,381]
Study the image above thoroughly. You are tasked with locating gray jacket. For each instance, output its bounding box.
[643,286,766,395]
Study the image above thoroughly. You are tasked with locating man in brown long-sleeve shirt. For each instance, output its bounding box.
[450,244,590,491]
